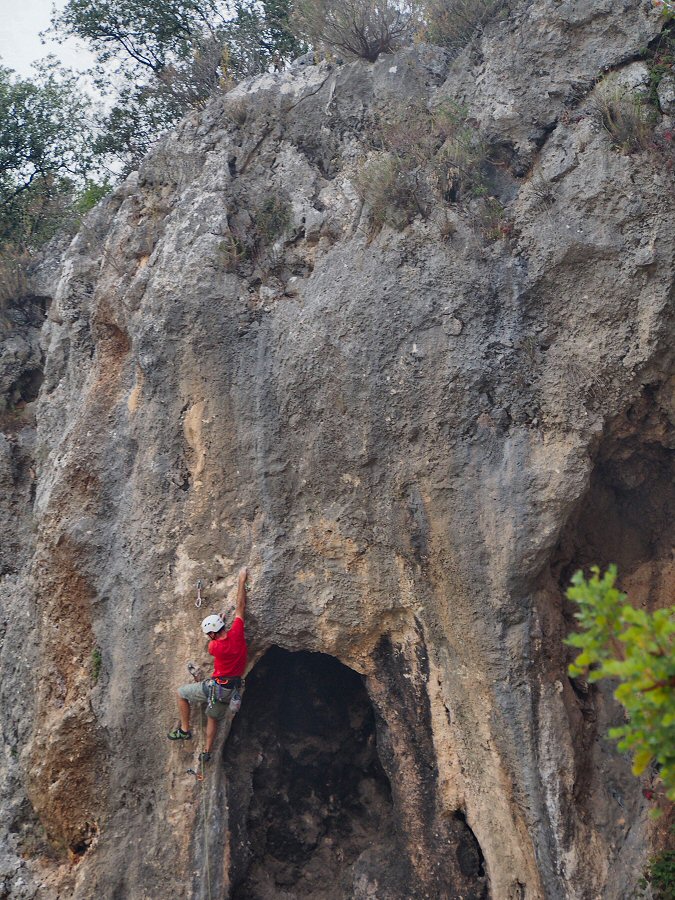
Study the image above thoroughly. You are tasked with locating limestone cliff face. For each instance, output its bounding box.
[1,1,674,898]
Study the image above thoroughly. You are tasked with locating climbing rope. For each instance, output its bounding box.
[183,658,213,900]
[198,711,213,900]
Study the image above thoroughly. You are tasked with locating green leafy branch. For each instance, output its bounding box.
[653,0,675,20]
[566,565,675,801]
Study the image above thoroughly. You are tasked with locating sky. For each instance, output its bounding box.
[0,0,94,76]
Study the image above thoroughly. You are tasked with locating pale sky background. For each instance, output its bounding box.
[0,0,95,76]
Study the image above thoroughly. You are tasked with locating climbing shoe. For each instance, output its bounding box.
[168,726,192,741]
[199,751,212,764]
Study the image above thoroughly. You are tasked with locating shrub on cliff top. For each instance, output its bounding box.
[291,0,506,59]
[421,0,506,51]
[51,0,306,173]
[291,0,418,61]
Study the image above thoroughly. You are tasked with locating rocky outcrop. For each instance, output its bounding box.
[1,1,674,898]
[0,248,57,897]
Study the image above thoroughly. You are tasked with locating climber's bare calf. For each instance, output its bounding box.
[177,695,191,734]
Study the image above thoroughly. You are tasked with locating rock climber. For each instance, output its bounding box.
[168,566,248,763]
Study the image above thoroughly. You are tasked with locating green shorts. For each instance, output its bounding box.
[178,680,232,721]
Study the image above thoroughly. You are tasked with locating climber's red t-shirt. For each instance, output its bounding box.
[208,616,247,678]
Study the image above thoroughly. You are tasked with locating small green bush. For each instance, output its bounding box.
[650,41,674,92]
[379,100,487,195]
[221,193,292,274]
[354,100,491,233]
[434,123,490,200]
[566,566,675,801]
[478,196,512,241]
[641,850,675,899]
[218,234,249,272]
[91,647,102,683]
[253,194,292,246]
[355,152,420,233]
[75,180,112,215]
[592,78,653,153]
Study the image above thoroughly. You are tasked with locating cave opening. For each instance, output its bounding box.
[223,647,398,899]
[12,367,43,405]
[553,383,674,611]
[547,383,674,799]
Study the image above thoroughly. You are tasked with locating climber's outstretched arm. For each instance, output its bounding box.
[235,566,248,622]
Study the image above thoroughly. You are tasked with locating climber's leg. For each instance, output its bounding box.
[169,682,209,740]
[203,688,231,754]
[178,695,191,733]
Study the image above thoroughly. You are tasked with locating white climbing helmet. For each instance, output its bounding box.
[201,614,224,637]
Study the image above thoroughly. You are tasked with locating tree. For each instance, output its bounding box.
[51,0,305,173]
[566,566,675,801]
[91,79,197,174]
[51,0,226,75]
[224,0,306,78]
[0,60,99,250]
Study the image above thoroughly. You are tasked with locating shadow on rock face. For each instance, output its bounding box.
[555,382,675,615]
[541,381,675,873]
[223,647,409,899]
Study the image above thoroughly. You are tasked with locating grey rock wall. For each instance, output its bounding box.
[1,2,674,898]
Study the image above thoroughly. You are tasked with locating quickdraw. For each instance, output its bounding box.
[207,679,230,709]
[187,767,204,782]
[187,660,204,682]
[195,579,203,608]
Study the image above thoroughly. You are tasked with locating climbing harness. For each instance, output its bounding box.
[195,579,203,608]
[206,676,242,710]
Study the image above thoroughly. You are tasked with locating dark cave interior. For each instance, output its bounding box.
[547,383,674,801]
[224,647,398,899]
[554,384,673,607]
